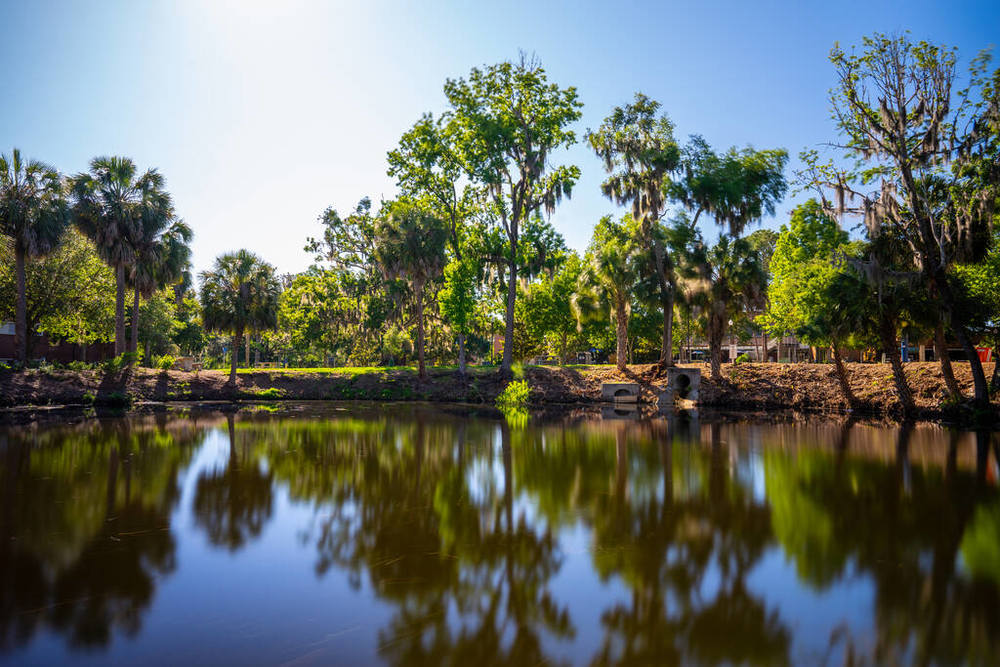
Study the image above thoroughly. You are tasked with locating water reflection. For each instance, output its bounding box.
[0,405,998,664]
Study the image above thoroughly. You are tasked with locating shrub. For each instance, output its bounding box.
[155,355,176,371]
[511,362,526,380]
[496,379,530,408]
[734,353,751,365]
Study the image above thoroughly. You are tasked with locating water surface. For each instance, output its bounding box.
[2,403,999,665]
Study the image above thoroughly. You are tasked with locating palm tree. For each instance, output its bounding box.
[71,157,173,357]
[588,93,682,367]
[0,149,69,363]
[200,250,281,384]
[373,200,449,379]
[689,235,767,379]
[575,216,641,372]
[128,218,192,361]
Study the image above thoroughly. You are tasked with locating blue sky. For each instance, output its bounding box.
[1,0,996,276]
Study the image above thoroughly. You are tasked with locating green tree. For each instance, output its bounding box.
[373,201,449,378]
[819,33,1000,407]
[71,156,174,357]
[670,136,788,236]
[0,227,115,359]
[199,250,281,384]
[0,149,69,363]
[519,251,584,364]
[761,201,849,337]
[690,234,768,379]
[576,216,641,371]
[444,55,582,374]
[128,218,192,363]
[439,256,477,373]
[588,93,682,365]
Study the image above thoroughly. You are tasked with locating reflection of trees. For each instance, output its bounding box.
[193,415,273,551]
[0,419,198,649]
[582,421,788,665]
[766,424,1000,663]
[255,409,572,666]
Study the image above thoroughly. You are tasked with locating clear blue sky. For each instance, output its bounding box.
[1,0,996,277]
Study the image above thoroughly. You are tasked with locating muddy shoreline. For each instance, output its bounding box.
[1,362,996,424]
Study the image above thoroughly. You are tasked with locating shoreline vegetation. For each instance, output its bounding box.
[2,361,996,423]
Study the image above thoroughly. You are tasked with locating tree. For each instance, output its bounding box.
[200,250,281,384]
[670,136,788,236]
[588,93,682,366]
[387,113,475,257]
[373,201,449,379]
[128,218,192,363]
[71,157,174,357]
[760,201,862,404]
[0,149,69,363]
[0,227,115,359]
[439,256,477,373]
[519,251,584,364]
[690,234,767,379]
[576,216,641,371]
[819,33,1000,407]
[444,55,582,374]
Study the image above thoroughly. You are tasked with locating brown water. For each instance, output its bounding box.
[1,403,999,665]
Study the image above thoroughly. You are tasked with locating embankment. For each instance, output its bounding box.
[0,362,996,422]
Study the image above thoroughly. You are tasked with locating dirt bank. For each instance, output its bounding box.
[0,362,996,422]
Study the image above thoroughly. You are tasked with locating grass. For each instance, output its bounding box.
[234,365,498,376]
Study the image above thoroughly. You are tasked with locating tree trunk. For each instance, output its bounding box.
[416,285,426,379]
[457,332,466,375]
[115,264,126,356]
[13,246,27,364]
[615,298,628,372]
[560,331,567,365]
[129,286,140,364]
[245,332,251,366]
[709,335,723,380]
[935,321,962,400]
[762,331,769,363]
[501,253,517,375]
[230,327,242,385]
[930,267,989,407]
[879,317,914,413]
[831,342,856,408]
[952,325,989,406]
[652,240,674,367]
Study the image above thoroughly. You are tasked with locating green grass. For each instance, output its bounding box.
[234,365,498,377]
[236,366,417,376]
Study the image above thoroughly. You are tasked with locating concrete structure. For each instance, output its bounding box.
[658,367,701,408]
[601,382,639,403]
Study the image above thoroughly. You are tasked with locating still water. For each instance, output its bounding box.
[1,403,999,666]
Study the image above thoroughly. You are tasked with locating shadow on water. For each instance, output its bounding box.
[0,403,999,664]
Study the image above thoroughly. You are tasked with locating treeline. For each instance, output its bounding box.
[2,34,998,409]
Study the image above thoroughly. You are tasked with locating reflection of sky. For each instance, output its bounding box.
[3,413,998,665]
[750,547,879,665]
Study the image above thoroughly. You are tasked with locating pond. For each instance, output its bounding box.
[1,403,999,665]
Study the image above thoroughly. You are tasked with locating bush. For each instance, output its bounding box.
[511,362,526,380]
[66,361,94,371]
[734,353,751,365]
[155,355,176,371]
[496,379,530,408]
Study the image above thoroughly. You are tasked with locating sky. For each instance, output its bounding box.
[1,0,997,278]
